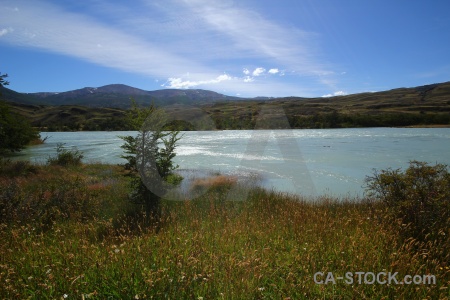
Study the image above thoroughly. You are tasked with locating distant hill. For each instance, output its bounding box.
[200,81,450,129]
[2,81,450,130]
[1,84,241,108]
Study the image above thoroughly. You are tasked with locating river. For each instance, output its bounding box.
[11,128,450,197]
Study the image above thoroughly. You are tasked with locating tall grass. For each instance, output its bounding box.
[0,162,448,299]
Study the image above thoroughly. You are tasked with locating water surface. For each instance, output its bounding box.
[14,128,450,197]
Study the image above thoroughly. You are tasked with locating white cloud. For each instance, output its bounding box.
[268,68,279,74]
[243,76,254,83]
[0,27,12,37]
[243,68,250,75]
[163,74,233,89]
[252,67,265,76]
[322,91,347,97]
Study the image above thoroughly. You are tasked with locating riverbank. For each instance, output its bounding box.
[396,124,450,128]
[0,161,449,298]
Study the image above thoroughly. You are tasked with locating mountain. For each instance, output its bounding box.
[2,81,450,131]
[4,81,450,112]
[2,84,242,108]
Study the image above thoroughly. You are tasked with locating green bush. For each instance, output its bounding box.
[365,161,450,242]
[47,143,84,166]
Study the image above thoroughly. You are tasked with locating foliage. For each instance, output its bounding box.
[47,143,84,166]
[0,165,448,299]
[287,111,450,129]
[0,100,40,153]
[0,158,38,177]
[0,72,40,154]
[0,164,131,232]
[120,100,182,222]
[365,161,450,243]
[0,72,9,87]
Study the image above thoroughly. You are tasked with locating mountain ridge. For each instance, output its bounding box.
[2,81,449,109]
[4,84,242,108]
[2,81,449,131]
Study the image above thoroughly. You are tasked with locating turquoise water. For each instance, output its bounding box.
[13,128,450,197]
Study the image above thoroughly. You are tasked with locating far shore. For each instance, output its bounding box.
[395,124,450,128]
[34,125,450,132]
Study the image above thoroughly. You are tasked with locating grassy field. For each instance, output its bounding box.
[1,162,449,299]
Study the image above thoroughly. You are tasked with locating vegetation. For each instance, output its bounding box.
[0,158,38,177]
[8,103,450,131]
[0,73,40,153]
[120,101,182,224]
[287,111,450,129]
[365,161,450,245]
[47,143,84,167]
[0,160,448,299]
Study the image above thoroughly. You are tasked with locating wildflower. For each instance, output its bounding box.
[63,294,68,299]
[258,287,265,291]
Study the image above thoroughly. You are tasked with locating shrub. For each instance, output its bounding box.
[0,176,97,230]
[0,158,38,177]
[191,175,237,192]
[365,161,450,242]
[47,143,84,166]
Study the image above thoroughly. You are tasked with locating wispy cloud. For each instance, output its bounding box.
[0,27,13,37]
[243,76,254,83]
[178,0,330,76]
[0,0,335,96]
[0,1,215,78]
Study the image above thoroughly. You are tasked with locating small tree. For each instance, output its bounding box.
[0,72,9,87]
[120,100,182,225]
[0,72,40,154]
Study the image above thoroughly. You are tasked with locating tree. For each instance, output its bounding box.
[120,100,182,225]
[0,72,9,87]
[0,73,40,154]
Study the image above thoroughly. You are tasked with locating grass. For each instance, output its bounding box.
[0,162,449,299]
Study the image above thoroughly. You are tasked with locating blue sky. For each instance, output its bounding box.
[1,0,450,98]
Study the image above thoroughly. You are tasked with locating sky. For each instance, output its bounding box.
[1,0,450,98]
